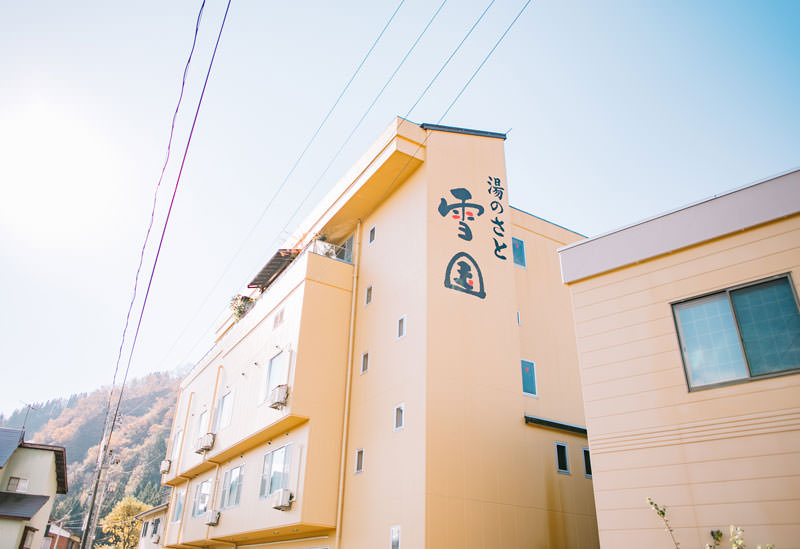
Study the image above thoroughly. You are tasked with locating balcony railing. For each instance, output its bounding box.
[307,238,353,264]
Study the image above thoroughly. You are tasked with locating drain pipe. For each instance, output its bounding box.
[333,220,362,549]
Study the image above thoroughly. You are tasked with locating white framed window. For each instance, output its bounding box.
[214,390,233,431]
[673,274,800,390]
[355,448,364,474]
[397,315,406,339]
[141,521,149,537]
[390,525,401,549]
[365,285,373,305]
[265,351,289,400]
[220,465,243,509]
[171,428,183,462]
[6,477,28,493]
[555,442,569,474]
[152,517,161,535]
[360,351,369,374]
[192,479,212,517]
[273,308,285,329]
[368,225,376,244]
[172,487,185,522]
[196,409,208,446]
[260,444,292,498]
[394,404,404,431]
[582,447,592,478]
[521,360,537,396]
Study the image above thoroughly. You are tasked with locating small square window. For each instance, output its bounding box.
[368,226,376,244]
[555,442,569,474]
[390,525,401,549]
[394,404,404,431]
[397,315,406,339]
[361,352,369,374]
[521,360,536,396]
[512,237,526,267]
[365,285,373,305]
[583,447,592,478]
[355,448,364,473]
[6,477,28,492]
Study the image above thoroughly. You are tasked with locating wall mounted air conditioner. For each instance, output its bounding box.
[204,510,220,526]
[159,459,171,474]
[268,384,289,409]
[151,533,161,544]
[270,488,292,511]
[194,433,215,454]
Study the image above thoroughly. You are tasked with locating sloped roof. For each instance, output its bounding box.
[0,492,49,520]
[0,428,25,468]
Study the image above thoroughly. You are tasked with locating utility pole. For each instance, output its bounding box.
[80,438,110,549]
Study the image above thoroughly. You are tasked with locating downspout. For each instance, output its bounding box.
[333,220,362,549]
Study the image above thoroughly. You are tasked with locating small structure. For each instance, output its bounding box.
[135,502,168,549]
[0,427,68,549]
[42,520,80,549]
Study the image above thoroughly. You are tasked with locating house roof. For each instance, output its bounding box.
[0,428,25,468]
[20,443,68,494]
[134,502,169,520]
[0,492,49,520]
[248,248,300,290]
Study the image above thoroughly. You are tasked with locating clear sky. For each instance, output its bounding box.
[1,0,798,416]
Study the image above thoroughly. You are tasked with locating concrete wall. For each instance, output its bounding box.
[564,213,800,548]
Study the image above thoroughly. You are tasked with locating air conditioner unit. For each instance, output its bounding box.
[159,459,172,474]
[268,384,289,409]
[194,433,215,454]
[151,533,161,544]
[270,488,293,511]
[204,510,221,526]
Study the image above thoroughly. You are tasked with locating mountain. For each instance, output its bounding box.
[0,371,181,533]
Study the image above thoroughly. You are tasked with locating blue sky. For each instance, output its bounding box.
[1,0,798,416]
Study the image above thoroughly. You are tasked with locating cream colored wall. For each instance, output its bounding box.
[423,129,597,548]
[566,214,800,548]
[1,447,58,549]
[138,509,167,549]
[341,156,429,549]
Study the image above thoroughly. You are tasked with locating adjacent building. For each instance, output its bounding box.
[0,428,67,549]
[559,169,800,547]
[136,503,168,549]
[42,520,80,549]
[159,118,598,548]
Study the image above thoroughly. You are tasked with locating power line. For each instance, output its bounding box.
[80,1,232,546]
[151,0,408,374]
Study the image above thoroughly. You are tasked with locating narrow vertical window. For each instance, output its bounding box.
[142,521,149,537]
[397,315,406,339]
[390,525,401,549]
[196,410,208,445]
[583,447,592,478]
[516,311,520,325]
[369,226,376,244]
[193,480,211,516]
[172,488,185,522]
[152,517,161,535]
[171,428,183,462]
[355,448,364,473]
[521,360,537,396]
[221,465,243,508]
[260,444,292,497]
[266,351,288,398]
[555,442,569,474]
[512,237,526,267]
[214,390,233,431]
[361,352,369,374]
[365,285,373,305]
[394,404,404,431]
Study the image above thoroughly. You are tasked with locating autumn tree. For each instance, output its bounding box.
[96,496,150,548]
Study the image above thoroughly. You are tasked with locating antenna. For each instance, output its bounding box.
[19,401,39,434]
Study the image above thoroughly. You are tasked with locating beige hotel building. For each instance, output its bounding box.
[158,119,599,548]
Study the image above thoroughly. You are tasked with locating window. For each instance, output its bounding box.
[171,428,183,461]
[555,442,569,474]
[152,517,161,535]
[141,521,149,537]
[394,404,404,431]
[397,315,406,339]
[192,480,212,517]
[673,275,800,389]
[260,445,292,498]
[21,527,35,549]
[390,525,401,549]
[361,351,369,374]
[172,488,185,522]
[273,308,284,328]
[521,360,537,396]
[368,226,376,244]
[214,391,233,431]
[196,409,208,446]
[266,351,289,399]
[365,285,373,305]
[583,447,592,478]
[220,465,243,508]
[512,237,526,267]
[516,311,520,325]
[6,477,28,492]
[355,448,364,473]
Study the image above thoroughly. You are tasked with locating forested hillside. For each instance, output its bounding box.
[0,371,181,531]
